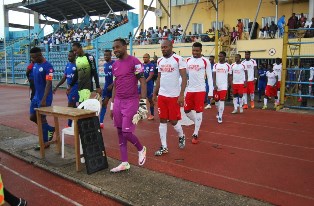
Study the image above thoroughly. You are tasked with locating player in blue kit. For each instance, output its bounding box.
[258,62,267,102]
[140,53,155,120]
[99,50,115,129]
[29,47,55,151]
[53,50,79,127]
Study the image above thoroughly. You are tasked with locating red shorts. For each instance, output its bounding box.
[184,91,206,112]
[232,84,244,95]
[157,95,181,121]
[213,90,227,101]
[265,85,277,97]
[243,81,255,94]
[276,81,281,90]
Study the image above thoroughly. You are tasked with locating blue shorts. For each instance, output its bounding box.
[30,97,52,115]
[258,80,267,91]
[102,86,112,99]
[68,89,79,103]
[138,85,154,99]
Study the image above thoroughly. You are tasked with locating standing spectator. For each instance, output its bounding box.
[231,27,238,41]
[85,30,91,46]
[236,19,244,40]
[277,15,286,38]
[26,61,35,101]
[259,23,269,38]
[299,13,306,27]
[34,33,39,45]
[288,13,298,29]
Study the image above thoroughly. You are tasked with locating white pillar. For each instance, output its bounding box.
[309,0,314,20]
[139,0,144,31]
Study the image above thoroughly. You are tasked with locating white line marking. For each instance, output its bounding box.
[0,163,83,206]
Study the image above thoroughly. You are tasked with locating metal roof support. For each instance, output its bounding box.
[157,0,171,17]
[98,9,114,30]
[209,0,218,30]
[76,15,87,32]
[104,0,117,19]
[71,0,89,16]
[183,0,200,37]
[249,0,262,40]
[133,0,154,38]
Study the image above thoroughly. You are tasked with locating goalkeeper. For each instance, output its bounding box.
[109,38,147,173]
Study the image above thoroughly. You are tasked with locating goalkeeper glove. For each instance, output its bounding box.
[132,99,148,125]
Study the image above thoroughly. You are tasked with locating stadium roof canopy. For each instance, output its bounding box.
[24,0,134,21]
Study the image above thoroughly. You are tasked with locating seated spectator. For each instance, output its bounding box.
[259,23,269,39]
[230,27,238,41]
[269,21,278,39]
[185,32,192,43]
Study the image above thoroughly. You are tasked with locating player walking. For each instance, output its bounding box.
[184,42,213,144]
[273,58,282,108]
[153,40,187,155]
[262,64,278,109]
[242,51,257,109]
[230,54,247,114]
[213,51,231,123]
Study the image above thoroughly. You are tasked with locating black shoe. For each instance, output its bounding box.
[48,127,55,142]
[34,144,50,151]
[18,198,27,206]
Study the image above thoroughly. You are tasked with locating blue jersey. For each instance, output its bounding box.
[258,69,267,81]
[104,60,114,87]
[33,61,54,100]
[64,62,77,85]
[143,62,155,87]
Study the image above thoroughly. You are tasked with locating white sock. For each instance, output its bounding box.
[275,98,279,105]
[277,91,280,101]
[250,93,255,101]
[239,97,243,107]
[194,112,203,135]
[159,123,167,148]
[233,98,238,110]
[215,101,219,110]
[219,101,225,118]
[243,93,247,104]
[264,98,268,106]
[186,111,196,122]
[173,122,184,137]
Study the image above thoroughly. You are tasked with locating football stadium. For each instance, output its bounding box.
[0,0,313,205]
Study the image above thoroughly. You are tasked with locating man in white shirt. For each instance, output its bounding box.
[213,51,231,123]
[230,54,247,114]
[184,42,213,144]
[242,51,257,109]
[273,58,282,107]
[153,40,187,156]
[262,64,278,109]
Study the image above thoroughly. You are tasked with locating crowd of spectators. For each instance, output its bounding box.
[38,14,128,49]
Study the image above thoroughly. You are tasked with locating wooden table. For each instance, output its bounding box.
[35,106,96,171]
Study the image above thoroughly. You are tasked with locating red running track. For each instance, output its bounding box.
[0,84,313,206]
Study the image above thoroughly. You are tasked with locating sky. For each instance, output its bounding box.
[0,0,156,38]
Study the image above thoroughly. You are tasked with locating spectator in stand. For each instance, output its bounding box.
[299,13,306,27]
[259,23,269,39]
[229,27,237,42]
[269,21,278,38]
[257,62,267,102]
[287,13,298,38]
[34,33,39,45]
[185,32,192,43]
[277,15,286,38]
[236,19,244,40]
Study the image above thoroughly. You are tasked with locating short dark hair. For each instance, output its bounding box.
[209,55,215,58]
[69,50,74,53]
[114,38,127,46]
[30,47,41,54]
[192,42,202,49]
[275,58,281,62]
[219,51,226,57]
[245,51,251,54]
[236,53,241,58]
[104,49,112,53]
[72,42,82,48]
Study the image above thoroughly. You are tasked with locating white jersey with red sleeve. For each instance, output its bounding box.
[230,63,246,84]
[157,54,187,97]
[273,63,282,81]
[242,59,257,81]
[266,71,278,86]
[213,62,231,91]
[186,56,213,96]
